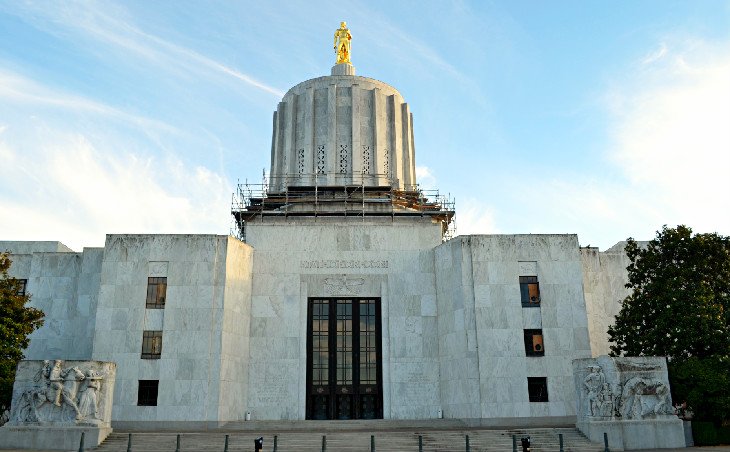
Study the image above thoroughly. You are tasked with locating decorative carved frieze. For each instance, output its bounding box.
[575,356,674,421]
[7,360,116,428]
[323,276,365,295]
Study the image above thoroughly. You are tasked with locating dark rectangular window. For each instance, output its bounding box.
[524,329,545,356]
[146,277,167,308]
[141,330,163,359]
[137,380,159,406]
[528,377,549,402]
[520,276,540,306]
[16,279,28,296]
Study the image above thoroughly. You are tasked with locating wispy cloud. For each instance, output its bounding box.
[607,39,730,233]
[641,42,668,65]
[3,1,284,97]
[507,37,730,246]
[0,68,178,133]
[0,130,231,251]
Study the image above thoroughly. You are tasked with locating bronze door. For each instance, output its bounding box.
[306,298,382,420]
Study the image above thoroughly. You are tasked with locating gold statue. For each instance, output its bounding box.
[333,21,352,64]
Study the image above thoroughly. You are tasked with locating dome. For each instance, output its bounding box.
[268,70,417,192]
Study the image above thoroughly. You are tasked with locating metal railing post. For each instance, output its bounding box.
[175,434,180,452]
[370,434,375,452]
[465,434,470,452]
[322,434,326,452]
[223,434,229,452]
[512,435,517,452]
[126,433,132,452]
[603,432,610,452]
[418,435,423,452]
[77,432,85,452]
[274,435,278,452]
[559,433,564,452]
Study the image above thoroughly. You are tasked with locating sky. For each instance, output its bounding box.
[1,0,729,251]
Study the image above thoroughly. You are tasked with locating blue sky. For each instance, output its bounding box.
[1,1,729,251]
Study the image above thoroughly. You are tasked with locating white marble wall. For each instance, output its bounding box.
[245,217,443,420]
[218,239,253,422]
[1,242,102,360]
[580,242,640,357]
[434,235,593,421]
[90,234,253,425]
[433,239,481,418]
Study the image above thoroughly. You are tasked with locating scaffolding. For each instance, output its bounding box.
[231,171,456,243]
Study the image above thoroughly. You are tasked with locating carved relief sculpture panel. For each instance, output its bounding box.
[574,356,674,421]
[7,360,116,428]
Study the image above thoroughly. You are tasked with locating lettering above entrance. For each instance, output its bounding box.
[301,260,389,269]
[306,298,383,420]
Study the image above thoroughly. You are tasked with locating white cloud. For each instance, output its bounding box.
[2,1,284,97]
[0,65,237,250]
[0,126,231,251]
[607,39,730,236]
[641,42,668,65]
[0,69,178,133]
[416,166,437,191]
[455,198,499,236]
[473,38,730,249]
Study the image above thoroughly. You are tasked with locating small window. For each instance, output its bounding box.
[146,277,167,308]
[528,377,549,402]
[16,279,28,296]
[141,331,163,359]
[524,329,545,356]
[520,276,540,307]
[137,380,159,406]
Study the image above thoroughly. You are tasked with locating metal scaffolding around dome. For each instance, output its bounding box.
[231,171,456,243]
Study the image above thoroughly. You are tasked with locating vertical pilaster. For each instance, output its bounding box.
[286,95,298,187]
[270,110,278,188]
[304,86,315,185]
[327,83,337,186]
[401,103,412,189]
[389,95,403,190]
[275,102,287,191]
[351,84,361,184]
[372,88,383,185]
[409,112,416,189]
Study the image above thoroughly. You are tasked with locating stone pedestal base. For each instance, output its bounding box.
[331,63,355,75]
[577,417,685,450]
[0,425,112,450]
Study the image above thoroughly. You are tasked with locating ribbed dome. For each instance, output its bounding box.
[268,73,417,192]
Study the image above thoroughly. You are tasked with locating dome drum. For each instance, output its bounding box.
[268,75,417,192]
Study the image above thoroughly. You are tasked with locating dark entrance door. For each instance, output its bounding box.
[306,298,383,420]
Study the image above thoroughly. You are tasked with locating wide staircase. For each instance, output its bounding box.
[93,427,604,451]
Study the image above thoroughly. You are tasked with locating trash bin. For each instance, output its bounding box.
[254,436,264,451]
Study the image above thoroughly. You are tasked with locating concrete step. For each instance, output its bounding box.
[91,428,605,452]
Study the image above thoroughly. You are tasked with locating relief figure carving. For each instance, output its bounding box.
[9,360,109,426]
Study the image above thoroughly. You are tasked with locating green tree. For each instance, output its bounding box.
[608,225,730,422]
[0,252,44,411]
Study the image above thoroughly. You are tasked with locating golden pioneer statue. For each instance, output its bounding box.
[333,21,352,64]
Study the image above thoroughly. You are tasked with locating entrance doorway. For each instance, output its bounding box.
[306,298,383,420]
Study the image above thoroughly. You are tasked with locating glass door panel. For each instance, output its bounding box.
[306,298,382,420]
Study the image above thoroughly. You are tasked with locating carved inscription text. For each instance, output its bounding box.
[301,260,389,269]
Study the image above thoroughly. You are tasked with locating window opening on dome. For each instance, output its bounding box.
[317,145,326,175]
[362,145,371,174]
[339,144,349,174]
[297,148,305,175]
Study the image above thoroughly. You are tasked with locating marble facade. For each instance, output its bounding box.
[0,60,663,432]
[1,229,633,427]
